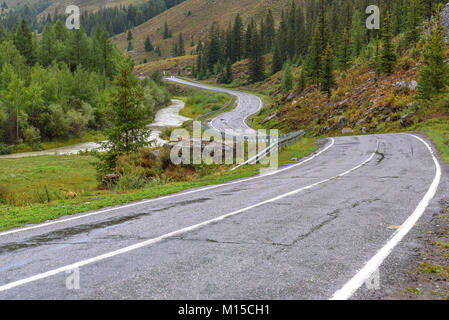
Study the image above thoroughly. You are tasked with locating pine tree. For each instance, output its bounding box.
[231,14,243,62]
[404,0,425,46]
[177,33,185,56]
[282,63,293,93]
[127,30,133,41]
[99,59,148,172]
[379,13,397,74]
[38,23,56,67]
[417,12,449,99]
[163,21,171,39]
[264,9,275,53]
[338,28,351,71]
[319,44,336,97]
[270,40,283,75]
[14,19,35,66]
[350,10,364,58]
[144,36,153,52]
[248,27,265,83]
[304,26,322,85]
[296,69,307,93]
[128,41,133,51]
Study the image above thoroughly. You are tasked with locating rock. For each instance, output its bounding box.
[385,116,391,122]
[337,116,349,129]
[441,3,449,32]
[261,113,278,124]
[102,173,119,186]
[319,126,331,134]
[342,128,354,135]
[355,119,365,127]
[285,92,298,102]
[409,80,418,90]
[362,127,367,134]
[400,113,415,127]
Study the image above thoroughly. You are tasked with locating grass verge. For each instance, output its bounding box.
[0,137,318,232]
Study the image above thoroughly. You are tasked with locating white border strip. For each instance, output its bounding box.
[330,133,442,300]
[0,139,335,237]
[0,139,376,293]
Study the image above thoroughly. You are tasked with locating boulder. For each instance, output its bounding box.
[400,113,415,127]
[342,128,354,135]
[336,116,349,129]
[102,173,119,186]
[408,80,418,91]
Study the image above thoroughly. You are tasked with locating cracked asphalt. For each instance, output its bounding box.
[0,132,446,299]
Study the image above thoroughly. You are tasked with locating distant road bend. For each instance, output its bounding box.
[0,77,444,300]
[165,76,263,135]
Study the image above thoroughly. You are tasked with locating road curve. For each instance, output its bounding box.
[0,133,445,299]
[164,77,263,134]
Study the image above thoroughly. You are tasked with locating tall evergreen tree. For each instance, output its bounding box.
[99,59,148,172]
[231,13,243,62]
[319,44,336,97]
[417,11,449,99]
[14,19,35,66]
[379,13,397,74]
[338,28,351,71]
[248,27,265,83]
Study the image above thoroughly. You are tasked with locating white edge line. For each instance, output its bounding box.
[0,138,335,237]
[0,138,376,293]
[330,133,442,300]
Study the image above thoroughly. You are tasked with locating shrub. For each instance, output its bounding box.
[0,143,14,155]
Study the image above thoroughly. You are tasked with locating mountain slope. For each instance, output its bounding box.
[113,0,294,63]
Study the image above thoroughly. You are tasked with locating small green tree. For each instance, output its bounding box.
[144,36,153,52]
[98,60,149,173]
[319,44,336,97]
[127,30,133,41]
[282,63,293,92]
[127,41,133,51]
[417,12,449,99]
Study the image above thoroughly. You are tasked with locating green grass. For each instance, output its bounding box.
[414,118,449,163]
[13,131,105,154]
[0,155,99,206]
[178,92,230,119]
[0,137,318,232]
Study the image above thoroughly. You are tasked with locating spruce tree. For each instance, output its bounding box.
[417,12,449,99]
[178,33,185,56]
[282,63,293,93]
[128,41,133,51]
[144,36,153,52]
[231,14,243,62]
[248,27,265,83]
[127,30,133,41]
[14,19,35,66]
[404,0,425,46]
[304,26,322,85]
[338,28,351,71]
[99,59,148,172]
[319,44,336,97]
[379,13,397,74]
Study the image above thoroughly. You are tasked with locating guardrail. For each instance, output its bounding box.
[230,130,305,171]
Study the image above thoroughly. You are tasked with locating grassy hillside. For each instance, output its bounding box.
[113,0,295,63]
[40,0,147,16]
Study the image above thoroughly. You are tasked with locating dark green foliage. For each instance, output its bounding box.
[417,11,449,99]
[319,44,336,97]
[379,13,397,74]
[144,36,153,52]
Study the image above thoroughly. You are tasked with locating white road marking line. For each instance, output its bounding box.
[0,139,377,293]
[0,138,336,237]
[330,133,442,300]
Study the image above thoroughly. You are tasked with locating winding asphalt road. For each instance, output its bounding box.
[165,77,263,135]
[0,79,446,300]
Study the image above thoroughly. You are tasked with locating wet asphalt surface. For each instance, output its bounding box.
[165,77,262,135]
[0,133,446,299]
